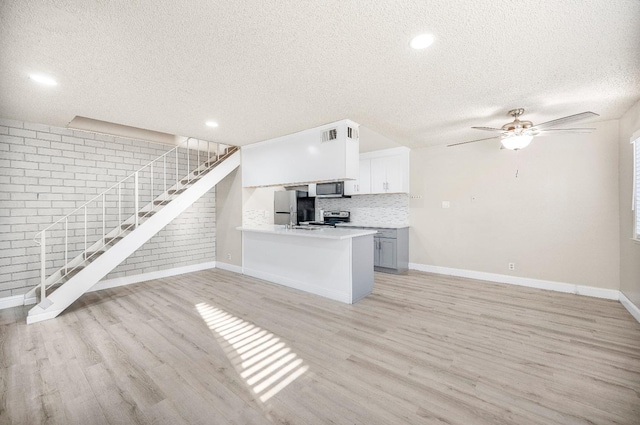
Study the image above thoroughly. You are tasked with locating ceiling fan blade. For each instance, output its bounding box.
[537,128,596,134]
[447,136,500,147]
[533,111,599,130]
[471,126,505,132]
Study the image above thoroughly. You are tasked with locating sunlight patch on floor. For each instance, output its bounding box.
[196,302,309,402]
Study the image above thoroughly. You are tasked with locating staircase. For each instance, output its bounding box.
[26,138,240,324]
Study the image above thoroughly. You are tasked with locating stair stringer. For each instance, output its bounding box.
[27,151,240,324]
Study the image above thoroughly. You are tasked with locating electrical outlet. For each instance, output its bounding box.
[227,253,231,260]
[508,262,515,271]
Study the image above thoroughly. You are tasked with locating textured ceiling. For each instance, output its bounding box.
[1,1,639,148]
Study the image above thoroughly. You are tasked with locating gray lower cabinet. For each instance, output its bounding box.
[376,237,397,269]
[349,226,408,274]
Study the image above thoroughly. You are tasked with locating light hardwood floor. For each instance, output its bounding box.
[1,269,639,424]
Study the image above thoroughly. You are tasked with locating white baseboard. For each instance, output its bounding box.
[408,263,620,300]
[89,261,217,292]
[215,261,243,274]
[0,295,27,310]
[619,292,640,323]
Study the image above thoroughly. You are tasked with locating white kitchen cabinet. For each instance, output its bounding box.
[344,159,371,195]
[382,154,405,193]
[361,147,410,195]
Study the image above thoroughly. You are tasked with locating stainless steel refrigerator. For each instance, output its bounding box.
[274,190,315,225]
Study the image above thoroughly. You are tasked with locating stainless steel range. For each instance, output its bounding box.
[307,211,350,227]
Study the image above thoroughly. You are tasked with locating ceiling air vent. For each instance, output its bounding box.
[347,126,358,140]
[321,128,338,143]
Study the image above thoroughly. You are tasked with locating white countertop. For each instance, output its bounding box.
[335,223,409,229]
[237,225,378,240]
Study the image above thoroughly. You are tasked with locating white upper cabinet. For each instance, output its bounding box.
[242,119,360,188]
[351,147,410,195]
[372,153,406,193]
[344,159,371,195]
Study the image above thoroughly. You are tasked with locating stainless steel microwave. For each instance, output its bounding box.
[315,181,344,198]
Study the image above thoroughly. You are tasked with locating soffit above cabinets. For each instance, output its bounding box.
[242,120,359,188]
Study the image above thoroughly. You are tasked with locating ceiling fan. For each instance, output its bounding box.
[447,108,599,150]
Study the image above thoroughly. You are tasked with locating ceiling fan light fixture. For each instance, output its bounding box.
[501,135,533,150]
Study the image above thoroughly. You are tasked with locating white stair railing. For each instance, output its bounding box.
[32,137,233,307]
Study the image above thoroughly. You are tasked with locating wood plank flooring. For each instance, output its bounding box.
[1,269,639,424]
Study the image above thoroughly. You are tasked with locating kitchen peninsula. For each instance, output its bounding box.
[238,225,377,303]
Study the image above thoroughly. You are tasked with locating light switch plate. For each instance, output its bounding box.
[442,201,450,209]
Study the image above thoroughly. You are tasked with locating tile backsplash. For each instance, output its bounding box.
[243,209,271,226]
[317,193,409,226]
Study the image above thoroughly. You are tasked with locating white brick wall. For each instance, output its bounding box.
[0,118,216,298]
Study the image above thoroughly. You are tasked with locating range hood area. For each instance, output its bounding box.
[286,181,350,198]
[242,119,360,188]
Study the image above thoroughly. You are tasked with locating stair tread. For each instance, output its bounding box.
[60,267,84,282]
[181,178,200,185]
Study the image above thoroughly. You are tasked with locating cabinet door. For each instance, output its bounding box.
[357,158,371,194]
[344,179,358,195]
[384,155,404,193]
[345,159,372,195]
[378,238,397,269]
[370,157,388,194]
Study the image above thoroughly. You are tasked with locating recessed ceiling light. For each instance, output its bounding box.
[205,121,219,128]
[410,33,435,50]
[29,74,58,86]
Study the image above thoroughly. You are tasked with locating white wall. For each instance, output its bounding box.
[216,167,243,267]
[408,120,621,290]
[243,186,280,226]
[619,100,640,305]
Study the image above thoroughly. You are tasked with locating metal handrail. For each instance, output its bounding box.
[32,136,213,243]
